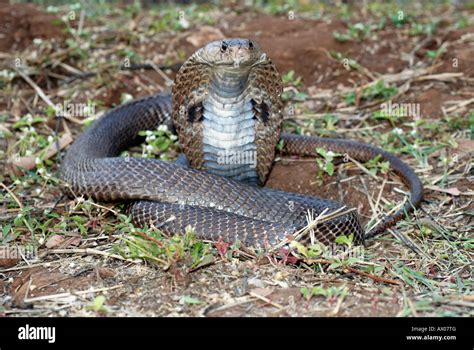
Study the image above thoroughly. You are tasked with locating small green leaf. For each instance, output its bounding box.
[276,139,285,151]
[335,234,354,246]
[290,241,308,257]
[325,162,334,176]
[328,262,343,270]
[2,224,11,237]
[180,296,202,305]
[87,295,106,312]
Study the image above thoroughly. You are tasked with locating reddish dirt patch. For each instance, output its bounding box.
[162,11,426,97]
[411,85,463,118]
[225,14,361,88]
[173,14,401,89]
[223,14,407,88]
[9,267,98,308]
[265,158,388,223]
[434,38,474,77]
[0,3,66,52]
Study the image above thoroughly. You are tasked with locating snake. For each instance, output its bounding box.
[61,38,423,249]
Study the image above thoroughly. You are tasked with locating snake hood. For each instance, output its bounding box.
[172,38,284,185]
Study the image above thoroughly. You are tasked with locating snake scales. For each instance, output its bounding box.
[61,38,423,249]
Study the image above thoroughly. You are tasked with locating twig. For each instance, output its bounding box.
[304,258,401,285]
[387,228,424,256]
[443,97,474,114]
[406,297,419,317]
[9,132,73,172]
[360,176,379,219]
[210,297,254,312]
[147,61,174,86]
[23,284,124,303]
[133,231,164,248]
[0,182,24,209]
[61,63,182,85]
[345,155,380,181]
[85,201,120,216]
[269,206,357,252]
[406,35,433,67]
[415,72,463,83]
[13,68,84,124]
[249,291,284,309]
[374,178,387,215]
[42,248,136,263]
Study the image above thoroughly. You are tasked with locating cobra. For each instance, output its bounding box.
[61,38,423,249]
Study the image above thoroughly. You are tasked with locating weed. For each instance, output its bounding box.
[301,285,349,302]
[314,147,341,183]
[345,80,398,105]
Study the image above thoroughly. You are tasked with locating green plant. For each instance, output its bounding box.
[333,22,373,42]
[282,70,302,86]
[136,126,179,159]
[409,21,438,36]
[364,155,390,176]
[86,295,107,313]
[314,147,341,182]
[322,114,339,132]
[390,12,412,27]
[372,107,407,127]
[281,70,307,102]
[345,80,398,105]
[426,47,447,60]
[301,285,349,301]
[115,224,214,269]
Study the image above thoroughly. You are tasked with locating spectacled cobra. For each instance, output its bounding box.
[61,38,423,249]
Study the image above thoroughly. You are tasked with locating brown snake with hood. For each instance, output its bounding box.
[61,38,423,249]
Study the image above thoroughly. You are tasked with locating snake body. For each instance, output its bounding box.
[61,39,423,249]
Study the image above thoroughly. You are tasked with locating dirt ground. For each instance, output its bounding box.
[0,2,66,52]
[0,2,473,317]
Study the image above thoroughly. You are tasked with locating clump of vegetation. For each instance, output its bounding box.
[301,284,349,301]
[364,155,390,176]
[115,224,215,270]
[281,70,308,102]
[344,80,398,105]
[314,147,342,183]
[137,126,179,159]
[333,21,381,42]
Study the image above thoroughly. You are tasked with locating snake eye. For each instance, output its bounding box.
[221,42,228,52]
[248,41,254,49]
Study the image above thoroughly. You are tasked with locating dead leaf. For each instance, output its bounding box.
[425,185,461,196]
[97,267,116,279]
[455,138,474,153]
[0,246,20,268]
[9,132,73,175]
[249,287,273,298]
[45,235,66,249]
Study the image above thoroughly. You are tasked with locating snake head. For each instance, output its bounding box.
[172,38,283,184]
[194,38,265,68]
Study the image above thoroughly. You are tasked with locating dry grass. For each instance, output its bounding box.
[0,1,473,317]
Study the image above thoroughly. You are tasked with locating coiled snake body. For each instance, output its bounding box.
[61,39,423,249]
